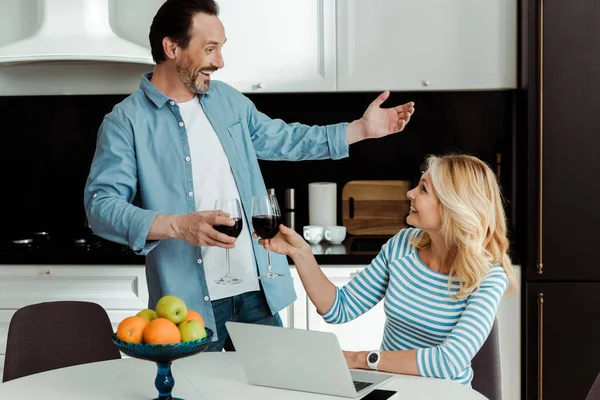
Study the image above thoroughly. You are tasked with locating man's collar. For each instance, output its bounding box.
[140,72,209,108]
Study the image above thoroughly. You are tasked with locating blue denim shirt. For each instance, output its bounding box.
[84,73,349,338]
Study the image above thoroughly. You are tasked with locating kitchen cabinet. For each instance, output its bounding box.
[336,0,517,91]
[525,283,600,400]
[0,265,148,381]
[521,0,600,397]
[279,268,308,329]
[524,0,600,282]
[211,0,336,93]
[0,0,517,95]
[213,0,516,93]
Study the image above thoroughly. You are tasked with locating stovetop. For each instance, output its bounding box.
[0,229,139,264]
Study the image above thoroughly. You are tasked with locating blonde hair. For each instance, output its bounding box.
[410,154,518,299]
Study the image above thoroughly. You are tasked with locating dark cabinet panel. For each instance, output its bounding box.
[526,283,600,399]
[534,0,600,281]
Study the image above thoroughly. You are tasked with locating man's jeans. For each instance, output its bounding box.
[205,288,282,352]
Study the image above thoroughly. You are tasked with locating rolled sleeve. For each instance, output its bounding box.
[128,209,160,255]
[326,122,350,160]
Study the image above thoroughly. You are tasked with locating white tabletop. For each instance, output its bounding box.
[0,353,488,399]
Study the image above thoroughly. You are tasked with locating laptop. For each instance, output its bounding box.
[225,321,394,398]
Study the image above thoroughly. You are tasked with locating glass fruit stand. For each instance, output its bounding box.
[112,329,213,400]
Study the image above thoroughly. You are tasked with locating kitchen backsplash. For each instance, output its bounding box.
[0,88,516,250]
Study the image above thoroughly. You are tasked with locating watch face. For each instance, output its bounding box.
[368,352,379,364]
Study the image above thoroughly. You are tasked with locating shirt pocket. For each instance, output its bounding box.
[228,122,258,169]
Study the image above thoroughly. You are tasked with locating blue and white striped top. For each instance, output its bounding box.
[321,228,508,386]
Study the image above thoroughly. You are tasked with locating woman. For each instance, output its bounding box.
[255,154,518,387]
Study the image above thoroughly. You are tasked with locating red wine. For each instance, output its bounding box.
[252,215,281,239]
[214,217,243,238]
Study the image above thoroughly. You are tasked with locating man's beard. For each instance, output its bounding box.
[175,55,213,94]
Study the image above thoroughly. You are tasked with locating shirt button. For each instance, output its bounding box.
[197,259,203,264]
[204,296,210,301]
[188,192,193,197]
[185,156,191,162]
[170,101,175,106]
[92,193,97,198]
[179,122,184,127]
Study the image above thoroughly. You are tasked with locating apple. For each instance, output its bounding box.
[136,309,158,323]
[178,319,207,342]
[156,295,188,325]
[183,309,205,328]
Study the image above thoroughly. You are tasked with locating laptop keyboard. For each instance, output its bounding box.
[353,380,374,392]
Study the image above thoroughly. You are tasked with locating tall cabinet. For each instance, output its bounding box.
[522,0,600,399]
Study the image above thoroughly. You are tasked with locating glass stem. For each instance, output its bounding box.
[267,249,273,273]
[225,248,231,277]
[155,361,174,400]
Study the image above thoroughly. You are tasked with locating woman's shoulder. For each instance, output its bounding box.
[480,264,510,291]
[384,227,422,258]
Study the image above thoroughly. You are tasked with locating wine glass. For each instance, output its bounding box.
[213,197,244,285]
[252,194,283,280]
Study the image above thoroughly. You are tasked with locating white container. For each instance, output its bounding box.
[308,182,337,227]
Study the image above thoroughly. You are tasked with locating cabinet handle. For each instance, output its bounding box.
[422,80,430,87]
[537,292,544,400]
[45,269,51,275]
[496,153,502,179]
[349,270,360,279]
[537,0,544,275]
[252,83,264,90]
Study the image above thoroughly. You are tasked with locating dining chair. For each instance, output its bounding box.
[586,372,600,400]
[471,319,502,400]
[2,300,121,382]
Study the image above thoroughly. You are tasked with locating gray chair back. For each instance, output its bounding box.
[586,372,600,400]
[471,319,502,400]
[3,301,121,382]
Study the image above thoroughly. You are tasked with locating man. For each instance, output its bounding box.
[84,0,414,351]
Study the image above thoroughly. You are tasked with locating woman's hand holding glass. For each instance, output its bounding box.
[253,224,310,259]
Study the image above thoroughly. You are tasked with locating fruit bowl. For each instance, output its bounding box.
[112,328,213,400]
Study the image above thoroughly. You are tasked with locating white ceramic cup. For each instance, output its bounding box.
[303,225,324,244]
[324,226,347,244]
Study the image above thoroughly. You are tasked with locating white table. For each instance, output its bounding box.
[0,353,488,399]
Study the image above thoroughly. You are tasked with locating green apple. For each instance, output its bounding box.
[136,309,158,323]
[156,295,188,325]
[178,319,207,342]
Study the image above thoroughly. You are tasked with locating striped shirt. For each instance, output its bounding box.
[322,228,508,387]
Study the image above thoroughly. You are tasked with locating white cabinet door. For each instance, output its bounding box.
[212,0,336,93]
[307,267,386,351]
[0,265,148,310]
[337,0,517,91]
[279,267,308,329]
[496,265,521,400]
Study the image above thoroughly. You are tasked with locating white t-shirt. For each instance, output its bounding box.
[178,97,260,300]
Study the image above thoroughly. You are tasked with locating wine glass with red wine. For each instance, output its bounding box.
[213,197,244,285]
[251,194,283,280]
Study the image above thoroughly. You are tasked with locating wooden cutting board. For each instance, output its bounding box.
[342,180,411,235]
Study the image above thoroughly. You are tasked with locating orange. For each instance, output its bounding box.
[116,316,148,344]
[142,318,181,345]
[182,310,205,328]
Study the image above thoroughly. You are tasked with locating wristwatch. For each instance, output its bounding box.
[367,350,381,370]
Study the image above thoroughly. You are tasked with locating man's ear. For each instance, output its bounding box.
[162,37,178,60]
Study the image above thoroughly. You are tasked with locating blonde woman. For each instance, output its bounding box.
[254,154,518,387]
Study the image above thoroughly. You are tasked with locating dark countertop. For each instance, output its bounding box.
[0,236,389,266]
